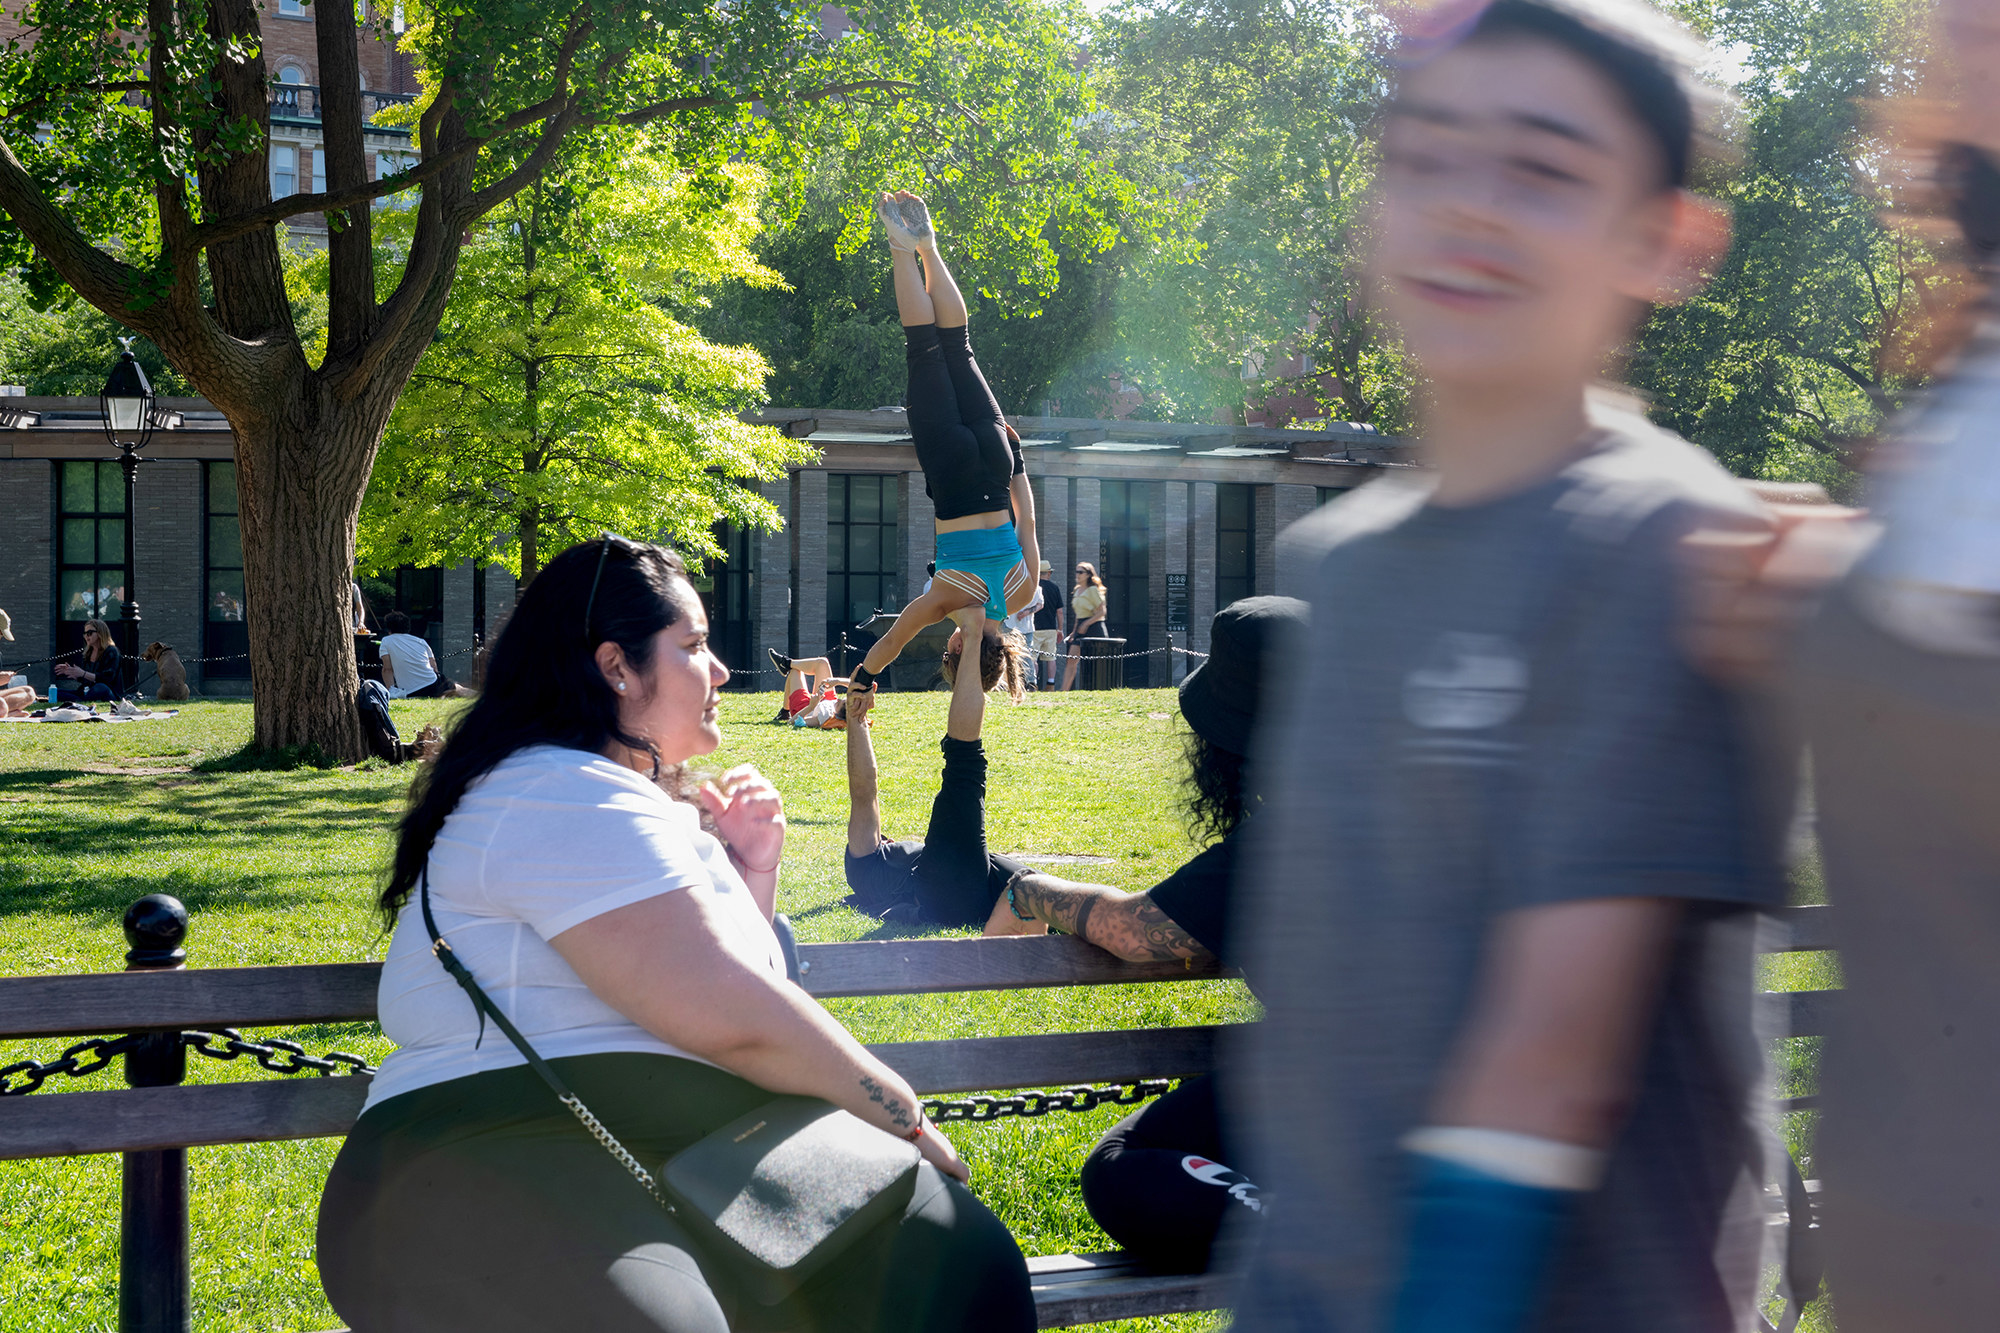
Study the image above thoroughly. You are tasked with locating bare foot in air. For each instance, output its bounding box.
[878,191,923,252]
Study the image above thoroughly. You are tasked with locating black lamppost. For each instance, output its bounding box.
[100,339,156,656]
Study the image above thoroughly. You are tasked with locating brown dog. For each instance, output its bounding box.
[143,642,191,701]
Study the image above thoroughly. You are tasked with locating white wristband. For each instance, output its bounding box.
[1401,1126,1606,1193]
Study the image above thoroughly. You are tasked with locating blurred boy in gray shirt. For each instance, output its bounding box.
[1229,3,1789,1331]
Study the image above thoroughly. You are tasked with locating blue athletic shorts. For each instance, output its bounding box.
[933,523,1028,622]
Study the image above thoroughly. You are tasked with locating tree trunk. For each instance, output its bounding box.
[231,380,398,762]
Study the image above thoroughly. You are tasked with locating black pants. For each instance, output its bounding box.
[319,1054,1033,1333]
[405,674,460,698]
[1078,1077,1261,1273]
[905,324,1014,522]
[913,736,1024,927]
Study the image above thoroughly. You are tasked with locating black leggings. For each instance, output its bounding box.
[318,1054,1034,1333]
[1078,1077,1263,1273]
[905,324,1017,522]
[913,735,1025,927]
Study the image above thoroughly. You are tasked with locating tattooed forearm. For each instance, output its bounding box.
[858,1073,916,1131]
[1009,873,1215,964]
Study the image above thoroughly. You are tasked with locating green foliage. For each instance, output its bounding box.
[0,274,190,395]
[1633,0,1950,495]
[1081,0,1411,427]
[355,153,816,579]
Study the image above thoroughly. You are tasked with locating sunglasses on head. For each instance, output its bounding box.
[583,532,642,641]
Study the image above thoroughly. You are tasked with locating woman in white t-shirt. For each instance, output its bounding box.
[317,537,1032,1332]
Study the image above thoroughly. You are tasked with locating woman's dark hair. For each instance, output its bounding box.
[379,538,694,927]
[1180,730,1250,845]
[1074,562,1105,589]
[941,625,1027,702]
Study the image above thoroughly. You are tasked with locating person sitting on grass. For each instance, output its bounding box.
[50,618,120,703]
[839,191,1041,710]
[767,650,851,730]
[841,607,1029,927]
[318,536,1032,1333]
[379,611,474,699]
[0,610,36,716]
[985,596,1306,1273]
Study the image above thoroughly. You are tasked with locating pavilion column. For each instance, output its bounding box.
[0,460,53,694]
[1273,484,1318,599]
[902,471,933,605]
[132,459,200,692]
[1071,477,1100,586]
[754,476,793,676]
[1190,481,1217,655]
[441,559,475,677]
[792,469,828,657]
[1160,480,1188,685]
[1034,475,1068,597]
[1254,485,1279,599]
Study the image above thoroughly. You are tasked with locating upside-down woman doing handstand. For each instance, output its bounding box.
[844,192,1040,703]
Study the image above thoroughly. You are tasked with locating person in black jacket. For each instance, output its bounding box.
[986,596,1306,1271]
[52,618,121,702]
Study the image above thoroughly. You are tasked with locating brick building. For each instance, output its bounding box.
[0,399,1410,696]
[0,4,422,242]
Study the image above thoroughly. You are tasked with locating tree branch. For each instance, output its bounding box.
[0,81,151,122]
[0,134,145,317]
[318,0,377,358]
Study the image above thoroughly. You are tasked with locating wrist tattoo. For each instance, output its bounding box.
[858,1074,916,1131]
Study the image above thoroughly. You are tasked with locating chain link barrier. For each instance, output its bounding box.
[923,1079,1173,1124]
[3,1031,1162,1124]
[0,1029,375,1096]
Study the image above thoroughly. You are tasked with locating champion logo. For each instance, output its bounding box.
[1180,1154,1265,1212]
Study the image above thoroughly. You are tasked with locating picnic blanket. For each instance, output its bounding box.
[2,708,181,724]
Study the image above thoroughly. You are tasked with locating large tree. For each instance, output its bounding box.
[0,0,1101,759]
[356,156,814,583]
[1635,0,1948,494]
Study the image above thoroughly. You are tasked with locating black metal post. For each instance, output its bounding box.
[835,631,853,678]
[115,447,142,660]
[120,895,189,1333]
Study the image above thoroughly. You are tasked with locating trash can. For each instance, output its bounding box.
[1080,637,1126,690]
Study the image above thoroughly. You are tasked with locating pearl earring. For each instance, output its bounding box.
[616,682,626,692]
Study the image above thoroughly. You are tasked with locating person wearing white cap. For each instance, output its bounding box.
[0,609,35,716]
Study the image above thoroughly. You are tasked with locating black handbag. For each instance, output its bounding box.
[418,868,922,1303]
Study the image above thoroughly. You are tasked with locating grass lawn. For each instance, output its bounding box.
[0,691,1837,1332]
[0,691,1252,1332]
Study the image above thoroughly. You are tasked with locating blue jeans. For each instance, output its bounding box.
[51,683,114,704]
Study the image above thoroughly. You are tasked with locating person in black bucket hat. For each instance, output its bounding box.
[984,594,1307,1273]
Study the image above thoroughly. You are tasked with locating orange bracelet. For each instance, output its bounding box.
[903,1113,928,1143]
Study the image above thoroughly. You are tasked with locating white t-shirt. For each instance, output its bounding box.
[378,631,438,698]
[363,746,785,1110]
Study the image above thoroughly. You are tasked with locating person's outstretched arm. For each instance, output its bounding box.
[845,690,885,855]
[984,870,1218,962]
[1007,465,1041,617]
[945,607,988,742]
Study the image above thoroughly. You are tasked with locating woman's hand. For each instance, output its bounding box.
[915,1120,971,1183]
[699,765,786,875]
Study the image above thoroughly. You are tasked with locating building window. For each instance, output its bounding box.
[374,150,419,209]
[272,144,298,197]
[57,462,127,651]
[312,147,326,195]
[701,520,756,686]
[1216,483,1256,608]
[1316,486,1344,507]
[827,474,898,658]
[394,565,445,658]
[279,0,307,15]
[1099,479,1150,658]
[204,461,251,678]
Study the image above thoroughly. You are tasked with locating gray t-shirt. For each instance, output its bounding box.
[1230,406,1787,1333]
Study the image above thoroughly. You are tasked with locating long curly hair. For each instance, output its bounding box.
[1180,729,1250,846]
[379,538,695,929]
[941,625,1028,702]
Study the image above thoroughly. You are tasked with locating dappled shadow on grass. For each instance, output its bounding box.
[195,742,345,773]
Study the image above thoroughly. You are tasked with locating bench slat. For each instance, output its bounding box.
[0,938,1238,1039]
[0,963,383,1039]
[1031,1267,1232,1328]
[0,1025,1236,1160]
[0,911,1829,1040]
[799,935,1239,997]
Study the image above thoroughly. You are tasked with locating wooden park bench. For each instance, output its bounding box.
[0,899,1837,1331]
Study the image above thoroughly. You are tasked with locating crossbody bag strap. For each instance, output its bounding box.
[419,865,669,1205]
